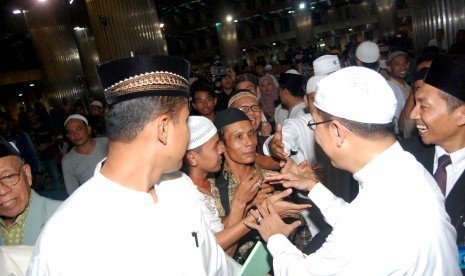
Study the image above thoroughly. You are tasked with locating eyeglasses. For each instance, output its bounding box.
[0,166,22,188]
[237,105,261,113]
[307,119,333,131]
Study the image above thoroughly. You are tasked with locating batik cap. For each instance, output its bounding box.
[424,55,465,101]
[97,55,190,106]
[187,116,217,150]
[314,67,397,124]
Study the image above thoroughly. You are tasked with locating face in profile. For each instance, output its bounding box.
[193,134,224,174]
[410,84,462,149]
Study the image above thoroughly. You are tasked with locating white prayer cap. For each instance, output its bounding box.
[90,100,103,107]
[64,114,88,126]
[265,64,272,71]
[313,55,341,76]
[187,116,217,150]
[314,67,397,124]
[306,75,326,94]
[285,69,300,75]
[356,41,380,63]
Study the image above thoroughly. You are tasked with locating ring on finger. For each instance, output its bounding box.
[256,182,262,189]
[256,216,263,224]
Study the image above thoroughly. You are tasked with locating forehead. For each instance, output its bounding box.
[193,90,213,99]
[224,120,253,136]
[392,55,407,63]
[65,119,86,129]
[0,155,21,172]
[415,83,443,101]
[231,96,259,107]
[236,81,256,89]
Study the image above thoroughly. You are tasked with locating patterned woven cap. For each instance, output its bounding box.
[97,55,190,106]
[187,116,217,150]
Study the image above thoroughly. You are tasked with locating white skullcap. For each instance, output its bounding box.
[314,67,397,124]
[306,75,326,94]
[285,69,300,75]
[187,116,217,150]
[90,100,103,107]
[64,114,88,126]
[265,64,272,70]
[356,41,380,63]
[313,55,341,76]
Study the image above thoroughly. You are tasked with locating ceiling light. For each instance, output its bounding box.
[13,10,22,14]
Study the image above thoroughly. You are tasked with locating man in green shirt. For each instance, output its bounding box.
[0,137,61,245]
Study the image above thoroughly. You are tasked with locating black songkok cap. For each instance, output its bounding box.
[214,108,250,131]
[414,67,429,82]
[97,55,190,106]
[0,137,21,159]
[279,73,304,94]
[424,55,465,101]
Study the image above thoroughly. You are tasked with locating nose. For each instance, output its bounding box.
[0,185,12,196]
[410,104,420,120]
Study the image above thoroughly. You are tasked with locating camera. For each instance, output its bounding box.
[213,65,228,76]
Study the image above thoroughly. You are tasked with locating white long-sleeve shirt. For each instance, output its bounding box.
[27,166,239,275]
[267,142,460,275]
[263,113,316,165]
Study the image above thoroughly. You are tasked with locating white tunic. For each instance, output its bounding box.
[267,143,460,275]
[27,166,238,275]
[263,113,316,165]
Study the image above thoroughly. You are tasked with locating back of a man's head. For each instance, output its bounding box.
[97,55,190,142]
[356,41,380,71]
[314,66,397,138]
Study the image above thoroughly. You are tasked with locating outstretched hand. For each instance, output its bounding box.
[266,188,311,217]
[244,201,301,242]
[269,124,287,160]
[264,170,318,192]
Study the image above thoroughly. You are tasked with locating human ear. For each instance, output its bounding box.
[23,163,33,188]
[456,106,465,127]
[332,121,348,147]
[186,152,198,166]
[157,115,169,145]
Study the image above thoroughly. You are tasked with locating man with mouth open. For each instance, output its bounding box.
[402,55,465,248]
[0,137,61,246]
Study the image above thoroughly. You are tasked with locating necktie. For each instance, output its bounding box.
[434,154,451,196]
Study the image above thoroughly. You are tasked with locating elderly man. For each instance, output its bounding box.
[62,114,109,195]
[247,67,459,275]
[402,55,465,252]
[27,55,238,275]
[0,137,61,246]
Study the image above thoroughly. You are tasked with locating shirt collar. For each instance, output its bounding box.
[353,142,400,190]
[435,146,465,173]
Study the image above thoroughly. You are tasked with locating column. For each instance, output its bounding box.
[85,0,167,63]
[294,7,315,48]
[375,0,398,41]
[23,0,87,106]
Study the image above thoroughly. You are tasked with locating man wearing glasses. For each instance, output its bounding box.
[246,67,459,275]
[0,137,61,246]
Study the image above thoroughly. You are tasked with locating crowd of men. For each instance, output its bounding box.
[0,37,464,275]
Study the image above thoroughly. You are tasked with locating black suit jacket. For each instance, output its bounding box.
[400,137,465,245]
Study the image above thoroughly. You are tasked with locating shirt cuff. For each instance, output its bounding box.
[267,234,303,258]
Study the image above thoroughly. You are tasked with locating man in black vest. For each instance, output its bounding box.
[401,55,465,248]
